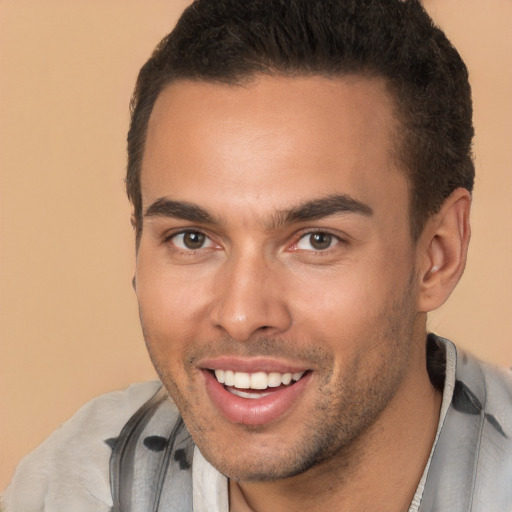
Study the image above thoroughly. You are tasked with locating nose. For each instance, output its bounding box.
[209,253,292,342]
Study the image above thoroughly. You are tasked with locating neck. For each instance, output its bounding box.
[230,335,442,512]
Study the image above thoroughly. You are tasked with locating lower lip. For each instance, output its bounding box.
[202,370,312,426]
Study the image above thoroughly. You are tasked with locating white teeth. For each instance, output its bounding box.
[233,372,251,389]
[250,372,268,390]
[267,372,282,387]
[213,369,305,390]
[229,388,272,399]
[224,370,235,386]
[281,373,292,385]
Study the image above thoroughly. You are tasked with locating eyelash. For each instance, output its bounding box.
[163,228,345,255]
[291,230,344,253]
[163,230,219,252]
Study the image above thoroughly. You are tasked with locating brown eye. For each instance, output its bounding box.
[172,231,210,250]
[183,232,205,249]
[310,233,332,250]
[296,232,337,251]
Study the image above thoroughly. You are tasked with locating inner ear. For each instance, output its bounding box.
[416,188,471,313]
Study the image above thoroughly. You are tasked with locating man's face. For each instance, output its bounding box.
[135,75,425,481]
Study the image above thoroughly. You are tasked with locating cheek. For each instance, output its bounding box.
[287,249,414,348]
[287,263,388,325]
[137,243,210,304]
[135,251,211,353]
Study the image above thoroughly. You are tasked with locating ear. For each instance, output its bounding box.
[416,188,471,313]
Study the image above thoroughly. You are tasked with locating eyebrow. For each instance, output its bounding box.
[145,198,216,223]
[144,193,373,227]
[280,194,373,226]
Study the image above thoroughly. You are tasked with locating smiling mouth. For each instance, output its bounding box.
[212,369,306,399]
[202,365,312,425]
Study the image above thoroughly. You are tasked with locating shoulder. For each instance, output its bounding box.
[2,381,164,512]
[449,343,512,442]
[454,347,512,421]
[453,347,512,508]
[422,338,512,509]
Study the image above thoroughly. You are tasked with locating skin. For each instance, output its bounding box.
[135,75,470,511]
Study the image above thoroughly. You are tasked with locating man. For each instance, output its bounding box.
[3,0,512,511]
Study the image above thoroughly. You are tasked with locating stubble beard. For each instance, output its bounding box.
[142,278,417,483]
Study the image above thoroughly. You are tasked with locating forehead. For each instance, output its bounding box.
[141,75,408,221]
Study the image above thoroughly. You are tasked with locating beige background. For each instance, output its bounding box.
[1,0,511,492]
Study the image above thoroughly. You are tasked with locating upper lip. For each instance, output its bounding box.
[197,356,311,374]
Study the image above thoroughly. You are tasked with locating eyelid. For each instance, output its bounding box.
[163,228,220,251]
[288,229,346,252]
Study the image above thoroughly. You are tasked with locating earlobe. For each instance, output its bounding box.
[417,188,471,313]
